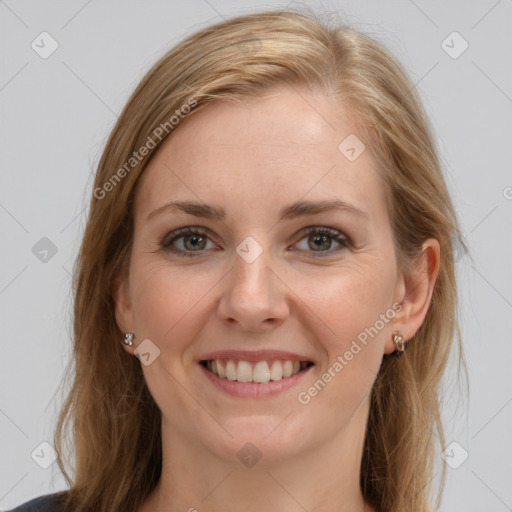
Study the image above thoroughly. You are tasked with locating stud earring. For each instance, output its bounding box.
[122,333,134,347]
[393,330,408,360]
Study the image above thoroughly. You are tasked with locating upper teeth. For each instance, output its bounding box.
[205,359,309,383]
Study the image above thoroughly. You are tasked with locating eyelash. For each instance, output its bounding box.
[160,226,351,258]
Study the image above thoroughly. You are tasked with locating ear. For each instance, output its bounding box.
[112,273,136,353]
[385,238,441,354]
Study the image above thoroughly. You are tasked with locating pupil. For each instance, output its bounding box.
[311,234,329,250]
[186,235,204,250]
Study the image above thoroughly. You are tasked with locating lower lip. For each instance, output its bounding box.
[199,363,314,398]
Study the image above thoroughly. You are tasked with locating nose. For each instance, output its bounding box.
[217,244,290,333]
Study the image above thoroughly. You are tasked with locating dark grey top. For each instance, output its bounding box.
[4,493,65,512]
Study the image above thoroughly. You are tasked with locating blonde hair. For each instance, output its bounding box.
[53,7,468,512]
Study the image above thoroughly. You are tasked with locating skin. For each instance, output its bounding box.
[113,84,440,512]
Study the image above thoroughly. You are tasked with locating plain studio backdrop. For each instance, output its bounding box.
[0,1,511,511]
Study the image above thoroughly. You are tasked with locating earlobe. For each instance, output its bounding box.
[112,275,135,336]
[392,238,440,346]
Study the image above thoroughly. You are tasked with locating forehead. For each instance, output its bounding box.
[135,86,388,222]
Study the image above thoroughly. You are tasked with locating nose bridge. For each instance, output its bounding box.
[231,235,273,302]
[217,233,289,330]
[234,240,270,291]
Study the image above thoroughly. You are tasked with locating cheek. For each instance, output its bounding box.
[129,257,220,357]
[301,261,395,390]
[131,261,198,342]
[128,261,213,411]
[306,261,394,339]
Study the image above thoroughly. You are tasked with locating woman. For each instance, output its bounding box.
[8,7,467,512]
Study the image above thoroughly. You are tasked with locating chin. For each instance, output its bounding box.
[203,414,315,467]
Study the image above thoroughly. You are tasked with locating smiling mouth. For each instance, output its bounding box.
[200,359,314,383]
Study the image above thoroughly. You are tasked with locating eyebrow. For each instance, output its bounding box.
[146,199,368,222]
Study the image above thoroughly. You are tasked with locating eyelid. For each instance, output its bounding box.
[295,225,350,243]
[161,225,218,245]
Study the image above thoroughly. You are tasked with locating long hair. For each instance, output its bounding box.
[53,7,468,512]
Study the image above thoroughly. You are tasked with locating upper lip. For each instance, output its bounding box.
[198,349,314,363]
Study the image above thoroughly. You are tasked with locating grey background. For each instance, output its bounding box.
[1,0,511,510]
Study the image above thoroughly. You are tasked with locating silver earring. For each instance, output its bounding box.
[393,330,408,359]
[122,333,134,347]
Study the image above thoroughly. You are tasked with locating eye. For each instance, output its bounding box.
[161,227,217,257]
[292,226,350,257]
[160,226,350,258]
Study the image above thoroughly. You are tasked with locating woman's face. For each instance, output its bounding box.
[114,85,412,465]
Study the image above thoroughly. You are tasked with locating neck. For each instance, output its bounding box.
[141,399,376,512]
